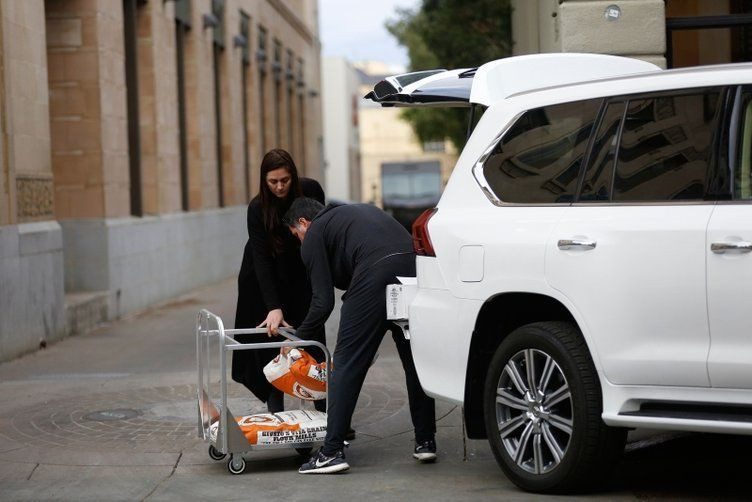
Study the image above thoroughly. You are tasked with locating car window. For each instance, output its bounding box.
[611,90,722,202]
[482,99,601,204]
[579,101,626,201]
[735,91,752,200]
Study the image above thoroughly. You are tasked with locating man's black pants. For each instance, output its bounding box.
[322,253,436,455]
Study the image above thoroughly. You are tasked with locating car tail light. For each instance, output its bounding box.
[412,208,437,256]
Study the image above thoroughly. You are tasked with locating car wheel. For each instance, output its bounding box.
[483,321,626,493]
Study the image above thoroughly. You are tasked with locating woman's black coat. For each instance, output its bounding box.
[231,178,326,402]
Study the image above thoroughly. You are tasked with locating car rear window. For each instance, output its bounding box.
[482,99,601,204]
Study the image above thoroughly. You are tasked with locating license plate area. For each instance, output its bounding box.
[386,279,417,321]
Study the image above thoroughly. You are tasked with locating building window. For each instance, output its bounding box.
[286,49,295,154]
[240,12,251,201]
[273,39,282,147]
[297,57,305,164]
[123,0,142,216]
[257,25,267,157]
[422,140,445,153]
[211,0,226,207]
[175,0,191,211]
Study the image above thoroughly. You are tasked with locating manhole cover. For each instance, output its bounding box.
[84,408,142,421]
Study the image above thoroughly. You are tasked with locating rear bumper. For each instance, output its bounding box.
[386,257,481,404]
[403,288,482,404]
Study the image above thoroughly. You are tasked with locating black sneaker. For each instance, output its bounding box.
[298,448,350,474]
[413,439,437,463]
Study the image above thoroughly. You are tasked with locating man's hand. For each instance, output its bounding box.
[257,308,291,337]
[280,346,292,357]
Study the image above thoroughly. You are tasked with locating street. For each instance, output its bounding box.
[0,278,749,501]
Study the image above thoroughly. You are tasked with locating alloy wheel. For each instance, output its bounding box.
[495,348,573,475]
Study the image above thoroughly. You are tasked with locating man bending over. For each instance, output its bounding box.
[283,198,437,474]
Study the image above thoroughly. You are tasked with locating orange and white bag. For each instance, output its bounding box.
[263,349,327,401]
[209,410,327,445]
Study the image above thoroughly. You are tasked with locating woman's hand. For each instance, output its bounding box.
[257,308,291,337]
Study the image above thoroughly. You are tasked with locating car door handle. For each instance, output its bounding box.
[557,239,597,251]
[710,241,752,254]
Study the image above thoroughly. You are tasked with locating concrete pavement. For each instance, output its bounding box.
[0,278,750,501]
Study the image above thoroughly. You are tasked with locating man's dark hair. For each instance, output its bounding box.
[283,197,325,227]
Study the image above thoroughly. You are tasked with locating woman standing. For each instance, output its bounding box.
[232,149,326,413]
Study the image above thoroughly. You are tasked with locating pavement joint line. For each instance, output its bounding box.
[354,432,382,439]
[435,405,458,423]
[141,452,183,502]
[26,462,39,480]
[379,428,417,440]
[0,445,24,456]
[354,407,459,443]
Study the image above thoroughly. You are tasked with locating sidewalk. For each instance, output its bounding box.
[0,278,506,501]
[0,278,749,501]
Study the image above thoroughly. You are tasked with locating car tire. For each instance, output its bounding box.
[483,321,626,493]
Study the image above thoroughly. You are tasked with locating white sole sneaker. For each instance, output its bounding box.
[299,462,350,474]
[413,452,437,463]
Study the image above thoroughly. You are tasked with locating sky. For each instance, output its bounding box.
[319,0,420,72]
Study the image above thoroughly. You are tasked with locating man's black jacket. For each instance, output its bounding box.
[294,203,414,340]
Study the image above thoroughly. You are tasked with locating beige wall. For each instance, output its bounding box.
[359,105,457,207]
[21,0,323,222]
[46,0,129,219]
[137,0,181,214]
[0,0,322,223]
[1,0,54,225]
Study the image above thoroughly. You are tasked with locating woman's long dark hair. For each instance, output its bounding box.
[259,149,303,253]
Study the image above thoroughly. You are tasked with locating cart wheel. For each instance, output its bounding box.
[208,445,226,461]
[227,455,246,475]
[295,447,313,457]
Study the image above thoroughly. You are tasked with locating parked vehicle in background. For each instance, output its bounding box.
[369,54,752,493]
[381,160,442,231]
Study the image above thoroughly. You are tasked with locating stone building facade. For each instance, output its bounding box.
[511,0,668,68]
[511,0,752,70]
[0,0,324,362]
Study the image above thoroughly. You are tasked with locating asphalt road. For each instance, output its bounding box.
[0,278,749,501]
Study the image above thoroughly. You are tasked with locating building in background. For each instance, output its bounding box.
[511,0,752,69]
[322,57,360,202]
[356,61,458,229]
[0,0,324,362]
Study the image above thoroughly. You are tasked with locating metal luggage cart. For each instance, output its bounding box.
[196,309,330,475]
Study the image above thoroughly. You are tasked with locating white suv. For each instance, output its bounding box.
[369,54,752,493]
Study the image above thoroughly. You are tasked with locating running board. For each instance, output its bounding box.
[620,402,752,423]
